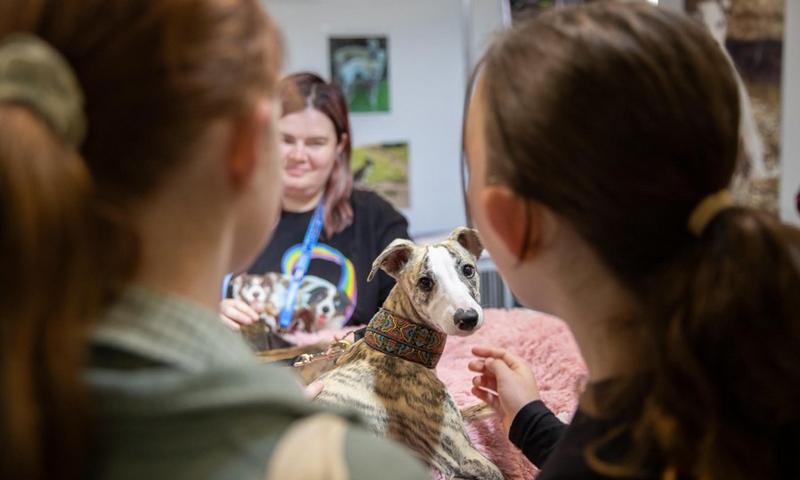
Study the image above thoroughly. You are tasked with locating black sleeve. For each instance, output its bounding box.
[509,400,568,468]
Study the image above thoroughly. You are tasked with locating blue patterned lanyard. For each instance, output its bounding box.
[277,201,325,328]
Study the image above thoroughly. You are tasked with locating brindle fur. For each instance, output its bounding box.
[314,228,505,480]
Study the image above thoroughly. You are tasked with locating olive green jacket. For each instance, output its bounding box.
[86,286,429,480]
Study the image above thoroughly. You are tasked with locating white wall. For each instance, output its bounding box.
[471,0,506,67]
[265,0,799,230]
[780,0,799,226]
[265,0,505,238]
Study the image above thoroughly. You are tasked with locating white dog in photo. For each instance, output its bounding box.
[333,38,387,108]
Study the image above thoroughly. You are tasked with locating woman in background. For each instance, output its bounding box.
[0,2,427,479]
[464,2,800,479]
[220,72,409,333]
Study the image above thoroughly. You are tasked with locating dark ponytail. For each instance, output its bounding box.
[639,208,800,480]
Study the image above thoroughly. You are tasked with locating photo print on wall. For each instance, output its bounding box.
[686,0,784,216]
[329,36,390,113]
[352,141,409,209]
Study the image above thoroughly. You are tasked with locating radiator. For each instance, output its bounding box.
[477,257,515,309]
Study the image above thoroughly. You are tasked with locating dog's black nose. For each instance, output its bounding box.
[454,308,479,331]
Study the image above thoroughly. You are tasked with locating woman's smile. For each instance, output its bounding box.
[285,164,308,177]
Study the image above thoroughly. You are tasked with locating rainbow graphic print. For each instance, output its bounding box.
[281,243,357,321]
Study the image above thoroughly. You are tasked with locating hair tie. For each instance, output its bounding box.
[0,33,87,147]
[688,189,735,236]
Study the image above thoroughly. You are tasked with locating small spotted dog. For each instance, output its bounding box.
[313,227,504,480]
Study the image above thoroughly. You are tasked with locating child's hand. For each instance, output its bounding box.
[468,346,541,434]
[218,298,262,330]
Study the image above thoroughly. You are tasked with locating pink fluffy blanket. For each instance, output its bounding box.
[285,308,588,479]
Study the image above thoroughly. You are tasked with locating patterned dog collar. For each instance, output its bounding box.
[364,308,446,369]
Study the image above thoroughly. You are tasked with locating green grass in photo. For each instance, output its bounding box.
[348,80,389,112]
[352,143,407,183]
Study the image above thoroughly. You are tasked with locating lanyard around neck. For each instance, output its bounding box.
[278,201,325,329]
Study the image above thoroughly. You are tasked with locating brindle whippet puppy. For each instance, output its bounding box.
[313,227,504,480]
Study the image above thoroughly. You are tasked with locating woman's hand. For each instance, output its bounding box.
[218,298,261,331]
[468,346,541,435]
[303,380,324,401]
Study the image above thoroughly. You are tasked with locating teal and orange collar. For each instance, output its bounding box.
[363,308,446,369]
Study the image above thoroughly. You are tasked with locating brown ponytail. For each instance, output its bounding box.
[0,106,102,480]
[638,208,800,480]
[0,1,282,478]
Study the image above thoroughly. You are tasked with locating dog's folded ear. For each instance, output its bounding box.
[367,238,415,282]
[448,227,484,260]
[231,274,245,298]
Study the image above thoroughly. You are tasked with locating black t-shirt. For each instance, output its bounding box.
[235,189,409,327]
[511,397,659,479]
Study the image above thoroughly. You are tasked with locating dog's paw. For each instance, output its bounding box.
[455,458,505,480]
[459,403,496,424]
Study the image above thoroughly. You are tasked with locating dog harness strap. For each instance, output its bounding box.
[364,309,446,369]
[278,201,325,329]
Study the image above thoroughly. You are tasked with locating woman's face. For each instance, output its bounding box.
[279,107,343,203]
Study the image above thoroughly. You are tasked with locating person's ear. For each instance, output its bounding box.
[227,101,275,190]
[481,185,543,260]
[336,132,349,157]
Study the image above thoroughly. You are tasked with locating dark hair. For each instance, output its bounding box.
[280,72,354,238]
[472,2,800,479]
[0,1,282,479]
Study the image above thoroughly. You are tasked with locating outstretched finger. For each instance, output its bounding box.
[471,386,500,413]
[472,346,514,362]
[471,345,500,358]
[467,359,486,373]
[482,357,520,385]
[472,374,497,393]
[473,346,527,371]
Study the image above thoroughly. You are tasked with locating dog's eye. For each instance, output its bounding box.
[462,264,475,278]
[418,276,433,291]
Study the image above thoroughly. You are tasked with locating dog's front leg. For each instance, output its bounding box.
[436,395,505,480]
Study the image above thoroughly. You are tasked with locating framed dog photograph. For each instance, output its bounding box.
[329,36,390,113]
